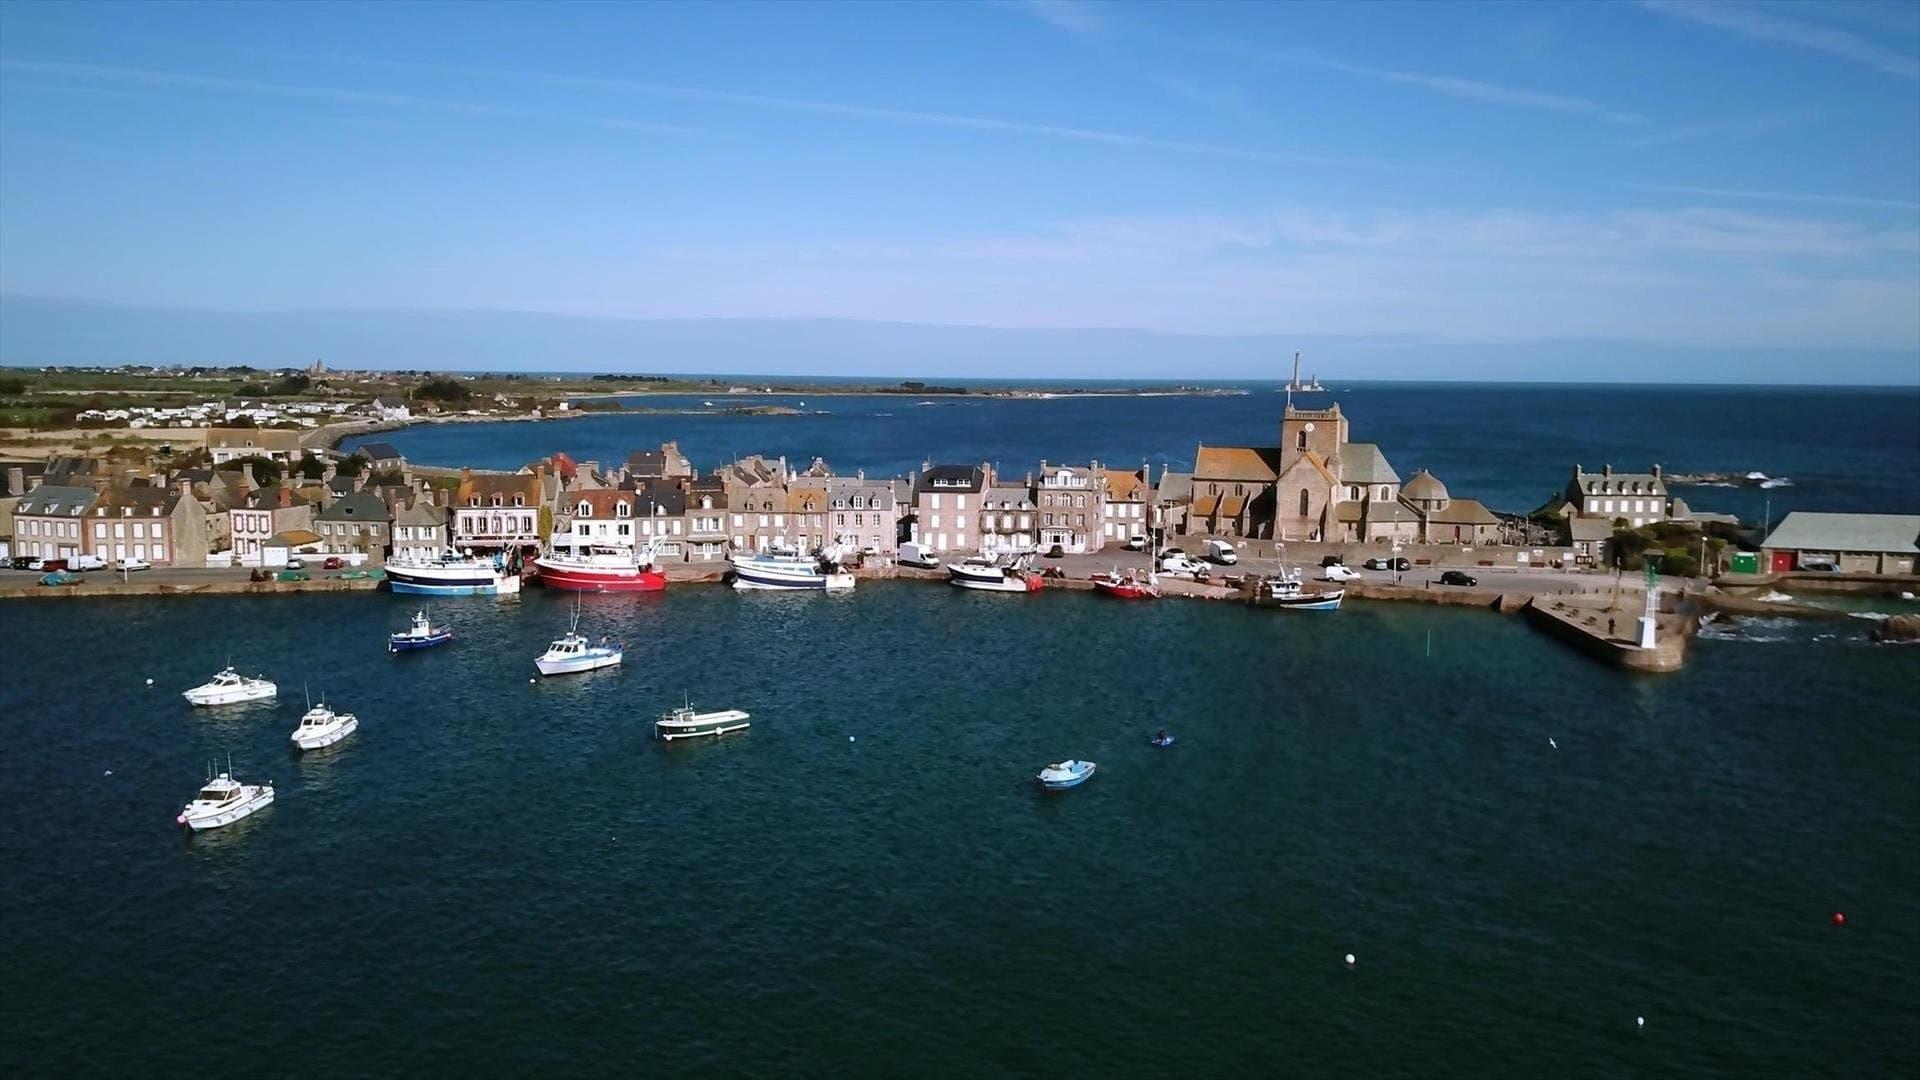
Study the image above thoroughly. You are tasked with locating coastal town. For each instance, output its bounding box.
[4,364,1916,666]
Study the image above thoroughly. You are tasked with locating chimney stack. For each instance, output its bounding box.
[1603,464,1613,477]
[1652,464,1662,479]
[8,466,24,495]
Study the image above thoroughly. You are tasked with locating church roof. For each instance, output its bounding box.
[1193,445,1282,483]
[1402,469,1450,503]
[1340,442,1400,485]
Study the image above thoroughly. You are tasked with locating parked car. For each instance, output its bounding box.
[1438,570,1478,586]
[38,558,69,573]
[1363,556,1412,572]
[1321,564,1363,582]
[8,556,34,570]
[115,556,152,572]
[1125,534,1148,551]
[285,558,306,570]
[1043,543,1066,559]
[1203,539,1239,565]
[1158,551,1210,578]
[322,556,345,570]
[1320,554,1345,568]
[896,542,940,569]
[72,553,108,571]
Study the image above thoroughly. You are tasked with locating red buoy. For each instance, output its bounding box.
[1832,912,1847,927]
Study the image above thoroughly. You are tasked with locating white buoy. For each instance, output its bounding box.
[849,735,856,742]
[1344,953,1355,967]
[1548,737,1557,749]
[104,770,112,776]
[529,677,536,684]
[145,678,154,686]
[1636,1016,1645,1029]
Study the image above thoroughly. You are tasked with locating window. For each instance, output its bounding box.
[1298,490,1310,516]
[956,495,967,510]
[114,523,125,539]
[731,513,743,527]
[1044,513,1054,526]
[837,513,846,525]
[1075,495,1085,508]
[928,494,941,509]
[514,495,525,507]
[578,501,592,516]
[94,523,105,539]
[1296,431,1308,449]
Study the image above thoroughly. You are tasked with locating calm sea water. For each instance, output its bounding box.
[344,383,1920,522]
[1,587,1915,1076]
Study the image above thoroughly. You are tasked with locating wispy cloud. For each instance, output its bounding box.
[1188,42,1642,123]
[1004,0,1107,36]
[1631,183,1920,212]
[296,53,1367,168]
[1640,1,1920,79]
[0,59,706,137]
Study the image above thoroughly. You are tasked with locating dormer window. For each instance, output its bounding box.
[469,496,480,506]
[491,495,502,507]
[514,495,525,507]
[577,501,592,517]
[616,502,631,518]
[699,496,712,509]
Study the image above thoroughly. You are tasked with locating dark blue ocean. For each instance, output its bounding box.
[345,383,1920,523]
[1,587,1916,1077]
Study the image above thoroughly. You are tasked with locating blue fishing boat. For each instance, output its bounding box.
[388,609,453,652]
[1037,759,1097,791]
[385,550,522,597]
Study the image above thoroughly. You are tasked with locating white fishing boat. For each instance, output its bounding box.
[290,698,359,750]
[654,701,752,742]
[947,554,1046,593]
[1254,568,1344,611]
[385,549,522,597]
[729,544,855,591]
[176,759,274,831]
[182,667,278,707]
[1037,759,1097,791]
[534,596,623,676]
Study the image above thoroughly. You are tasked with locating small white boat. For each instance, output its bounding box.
[1255,569,1344,611]
[1037,759,1097,790]
[388,609,453,652]
[291,700,359,750]
[535,598,623,675]
[654,701,752,741]
[182,667,278,707]
[176,761,274,831]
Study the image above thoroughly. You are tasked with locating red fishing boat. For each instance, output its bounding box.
[1089,568,1160,600]
[533,546,667,592]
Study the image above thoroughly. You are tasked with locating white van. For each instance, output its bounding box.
[897,542,941,569]
[1203,539,1239,565]
[72,553,109,571]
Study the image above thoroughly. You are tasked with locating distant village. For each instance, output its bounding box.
[5,388,1914,579]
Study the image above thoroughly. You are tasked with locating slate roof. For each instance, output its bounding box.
[16,484,98,517]
[89,484,183,519]
[1157,471,1193,504]
[1340,442,1400,485]
[315,490,392,522]
[354,442,404,461]
[1569,517,1615,541]
[1762,513,1920,554]
[1422,498,1500,526]
[921,464,985,492]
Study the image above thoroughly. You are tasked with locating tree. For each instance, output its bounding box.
[415,377,471,403]
[335,455,365,478]
[237,382,268,397]
[1659,551,1700,578]
[269,373,311,396]
[294,453,327,480]
[0,376,26,395]
[230,455,282,486]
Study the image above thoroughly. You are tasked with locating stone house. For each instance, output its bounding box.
[207,427,303,466]
[13,484,97,561]
[85,482,207,566]
[977,481,1037,555]
[826,473,899,555]
[718,455,801,553]
[553,488,643,555]
[911,463,988,554]
[231,486,316,565]
[390,488,449,561]
[315,489,394,564]
[452,466,547,554]
[624,441,694,483]
[1559,464,1675,529]
[1098,465,1151,547]
[684,476,729,562]
[1035,461,1107,554]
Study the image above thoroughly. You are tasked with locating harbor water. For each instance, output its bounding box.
[2,586,1916,1076]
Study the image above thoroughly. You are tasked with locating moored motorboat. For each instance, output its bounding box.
[176,761,274,831]
[1090,568,1160,599]
[1254,569,1343,611]
[654,702,752,741]
[534,545,668,592]
[182,667,278,707]
[947,554,1045,593]
[730,545,855,591]
[388,609,453,652]
[291,700,359,750]
[534,597,622,676]
[385,550,522,597]
[1037,759,1097,790]
[1150,731,1177,748]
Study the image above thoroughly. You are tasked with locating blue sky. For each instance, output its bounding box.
[1,0,1916,380]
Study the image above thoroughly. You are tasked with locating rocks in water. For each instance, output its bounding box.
[1871,614,1920,643]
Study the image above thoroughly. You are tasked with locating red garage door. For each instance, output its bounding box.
[1770,551,1794,572]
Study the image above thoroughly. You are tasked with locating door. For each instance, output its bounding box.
[1769,551,1793,572]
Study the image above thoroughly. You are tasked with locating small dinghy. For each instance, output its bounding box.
[388,609,453,652]
[1149,731,1177,748]
[1037,759,1097,791]
[291,698,359,751]
[177,758,274,831]
[182,667,278,706]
